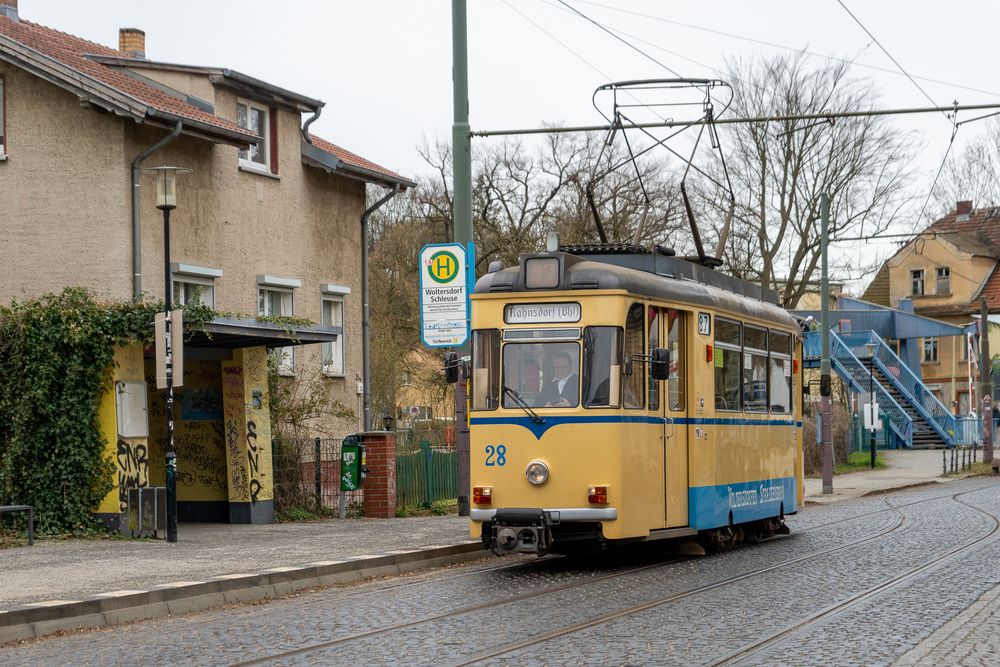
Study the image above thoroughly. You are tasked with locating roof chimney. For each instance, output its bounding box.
[119,28,146,59]
[957,200,974,216]
[0,0,18,22]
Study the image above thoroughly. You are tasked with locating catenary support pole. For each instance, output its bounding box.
[820,193,834,494]
[981,297,994,464]
[453,0,473,516]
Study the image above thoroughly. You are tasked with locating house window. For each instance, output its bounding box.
[936,267,950,294]
[237,99,270,170]
[911,269,925,296]
[173,278,215,307]
[0,76,6,156]
[923,337,939,363]
[170,263,221,308]
[321,296,344,376]
[259,286,294,374]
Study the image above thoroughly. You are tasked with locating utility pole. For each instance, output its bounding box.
[820,193,834,494]
[452,0,472,516]
[981,297,994,464]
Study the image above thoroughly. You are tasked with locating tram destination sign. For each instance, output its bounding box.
[504,302,581,324]
[419,242,472,348]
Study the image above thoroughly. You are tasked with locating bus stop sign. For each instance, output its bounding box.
[419,242,472,348]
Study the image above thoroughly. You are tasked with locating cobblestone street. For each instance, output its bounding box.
[2,477,999,666]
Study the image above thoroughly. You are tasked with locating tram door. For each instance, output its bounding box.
[649,306,689,528]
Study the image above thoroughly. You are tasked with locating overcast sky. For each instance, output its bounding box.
[23,0,1000,286]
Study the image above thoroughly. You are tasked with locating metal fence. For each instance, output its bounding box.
[271,437,363,515]
[395,432,457,509]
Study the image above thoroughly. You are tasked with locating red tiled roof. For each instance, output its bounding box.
[1,15,411,187]
[307,134,410,184]
[0,15,254,140]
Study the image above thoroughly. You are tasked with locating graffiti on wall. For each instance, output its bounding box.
[116,439,149,512]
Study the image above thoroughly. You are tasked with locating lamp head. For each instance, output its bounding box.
[143,165,193,210]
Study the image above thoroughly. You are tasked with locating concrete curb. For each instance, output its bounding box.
[0,542,486,645]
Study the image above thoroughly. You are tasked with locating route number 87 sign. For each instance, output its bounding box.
[419,243,473,348]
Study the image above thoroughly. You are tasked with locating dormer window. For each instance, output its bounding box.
[237,98,270,171]
[911,269,924,296]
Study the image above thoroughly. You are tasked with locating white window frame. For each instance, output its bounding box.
[173,276,215,308]
[321,296,345,377]
[911,269,925,296]
[237,98,270,172]
[258,285,295,375]
[170,263,222,308]
[1,76,6,157]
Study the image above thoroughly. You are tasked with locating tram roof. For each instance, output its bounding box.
[474,250,798,330]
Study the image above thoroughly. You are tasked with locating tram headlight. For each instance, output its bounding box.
[525,460,549,486]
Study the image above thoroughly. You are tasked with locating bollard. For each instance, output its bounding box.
[963,448,968,471]
[943,450,947,476]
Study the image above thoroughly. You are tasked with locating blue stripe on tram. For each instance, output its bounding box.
[469,415,802,439]
[688,476,798,530]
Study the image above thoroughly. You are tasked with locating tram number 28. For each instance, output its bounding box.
[485,445,507,467]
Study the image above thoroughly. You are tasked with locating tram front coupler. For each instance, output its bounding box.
[487,508,555,556]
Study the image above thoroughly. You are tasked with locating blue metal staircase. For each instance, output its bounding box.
[804,330,954,448]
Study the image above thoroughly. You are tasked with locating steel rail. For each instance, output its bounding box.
[710,488,1000,666]
[471,103,1000,137]
[228,482,997,666]
[446,500,908,667]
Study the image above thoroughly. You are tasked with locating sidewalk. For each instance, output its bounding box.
[0,516,478,643]
[0,449,973,644]
[803,448,953,503]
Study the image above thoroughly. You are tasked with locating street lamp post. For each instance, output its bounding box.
[867,342,877,470]
[144,165,192,544]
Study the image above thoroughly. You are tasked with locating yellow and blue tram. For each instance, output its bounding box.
[459,246,804,555]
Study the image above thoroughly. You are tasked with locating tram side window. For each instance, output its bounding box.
[743,325,768,412]
[583,327,622,408]
[769,331,793,414]
[623,303,645,409]
[666,310,685,411]
[714,318,741,411]
[647,308,660,410]
[471,329,500,410]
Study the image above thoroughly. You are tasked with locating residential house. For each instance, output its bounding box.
[862,200,1000,414]
[0,0,413,526]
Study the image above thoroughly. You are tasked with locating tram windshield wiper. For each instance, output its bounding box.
[502,385,545,424]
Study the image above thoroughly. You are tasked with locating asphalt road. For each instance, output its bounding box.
[4,477,1000,666]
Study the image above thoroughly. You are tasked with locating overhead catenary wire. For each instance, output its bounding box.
[834,0,950,122]
[567,0,1000,99]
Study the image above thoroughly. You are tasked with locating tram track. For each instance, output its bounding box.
[709,489,1000,666]
[229,493,916,666]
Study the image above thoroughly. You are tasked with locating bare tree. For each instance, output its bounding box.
[934,117,1000,210]
[696,53,914,307]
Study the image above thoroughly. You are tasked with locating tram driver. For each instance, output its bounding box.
[539,350,579,407]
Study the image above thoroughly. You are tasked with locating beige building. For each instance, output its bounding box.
[0,1,413,525]
[863,201,1000,413]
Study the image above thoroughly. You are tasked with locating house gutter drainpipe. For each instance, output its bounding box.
[301,105,323,144]
[131,121,183,300]
[362,184,401,432]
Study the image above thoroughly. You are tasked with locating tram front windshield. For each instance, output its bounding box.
[502,342,580,409]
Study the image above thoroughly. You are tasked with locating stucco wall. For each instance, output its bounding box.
[887,238,993,309]
[127,67,217,108]
[2,63,367,436]
[0,64,131,302]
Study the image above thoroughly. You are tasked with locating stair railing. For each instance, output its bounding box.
[826,331,913,447]
[840,331,955,446]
